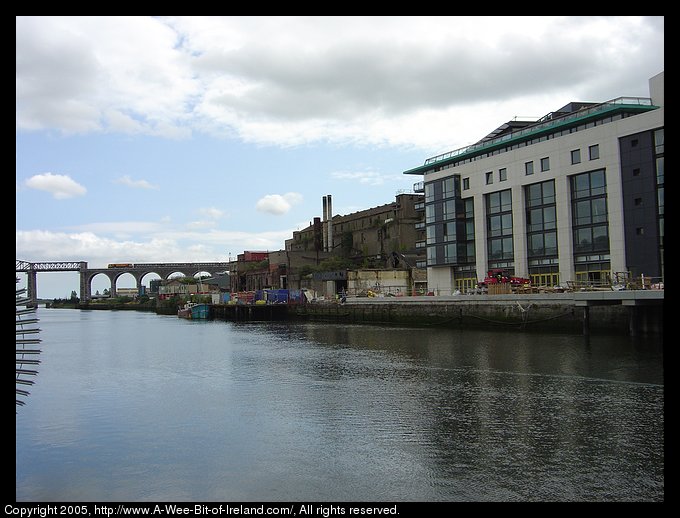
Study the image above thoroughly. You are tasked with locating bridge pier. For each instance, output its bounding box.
[80,268,90,301]
[27,270,37,305]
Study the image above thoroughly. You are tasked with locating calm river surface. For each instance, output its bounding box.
[16,308,664,502]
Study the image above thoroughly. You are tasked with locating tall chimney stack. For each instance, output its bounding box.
[322,196,328,252]
[327,194,333,252]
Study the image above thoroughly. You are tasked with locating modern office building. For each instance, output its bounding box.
[404,72,664,294]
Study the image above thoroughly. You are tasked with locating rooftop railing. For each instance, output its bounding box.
[423,97,655,167]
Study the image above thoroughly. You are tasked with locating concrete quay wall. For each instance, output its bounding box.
[290,293,663,334]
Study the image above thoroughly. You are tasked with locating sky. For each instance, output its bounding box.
[16,16,664,298]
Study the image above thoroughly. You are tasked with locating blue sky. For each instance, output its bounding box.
[16,16,664,298]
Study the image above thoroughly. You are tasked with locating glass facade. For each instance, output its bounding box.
[526,180,559,285]
[424,175,475,267]
[654,128,664,278]
[571,169,610,284]
[486,189,513,271]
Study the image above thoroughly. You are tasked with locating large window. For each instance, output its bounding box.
[526,180,559,284]
[526,180,555,207]
[464,198,475,240]
[443,177,456,198]
[424,183,435,203]
[426,246,437,266]
[486,189,513,264]
[527,207,557,232]
[443,199,456,219]
[426,225,436,244]
[445,243,475,264]
[425,204,435,224]
[571,170,608,251]
[572,169,606,199]
[528,232,557,257]
[489,213,512,238]
[487,190,512,213]
[571,170,610,277]
[574,226,609,253]
[573,198,607,226]
[489,236,514,261]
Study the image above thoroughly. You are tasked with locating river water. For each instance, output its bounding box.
[16,308,664,502]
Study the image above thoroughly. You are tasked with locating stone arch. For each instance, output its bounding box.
[86,271,115,298]
[111,272,139,297]
[139,271,162,295]
[166,270,190,280]
[79,263,230,300]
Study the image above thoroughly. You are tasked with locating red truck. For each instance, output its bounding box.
[478,268,531,288]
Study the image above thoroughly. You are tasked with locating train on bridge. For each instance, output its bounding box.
[107,262,229,269]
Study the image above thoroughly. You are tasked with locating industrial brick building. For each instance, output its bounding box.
[285,193,425,269]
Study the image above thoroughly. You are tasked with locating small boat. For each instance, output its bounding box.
[178,303,192,319]
[178,302,210,320]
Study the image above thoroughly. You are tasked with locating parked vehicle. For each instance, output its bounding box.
[477,268,531,288]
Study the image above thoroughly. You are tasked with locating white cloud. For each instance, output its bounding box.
[198,207,224,220]
[185,221,215,230]
[16,227,293,267]
[331,170,395,186]
[65,221,165,239]
[114,175,160,190]
[255,192,303,215]
[16,229,182,265]
[16,16,664,150]
[16,16,198,137]
[186,207,226,229]
[24,172,86,199]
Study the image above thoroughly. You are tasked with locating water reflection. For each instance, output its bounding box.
[230,322,663,501]
[17,312,663,501]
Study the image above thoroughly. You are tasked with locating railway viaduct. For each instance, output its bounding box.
[16,260,230,302]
